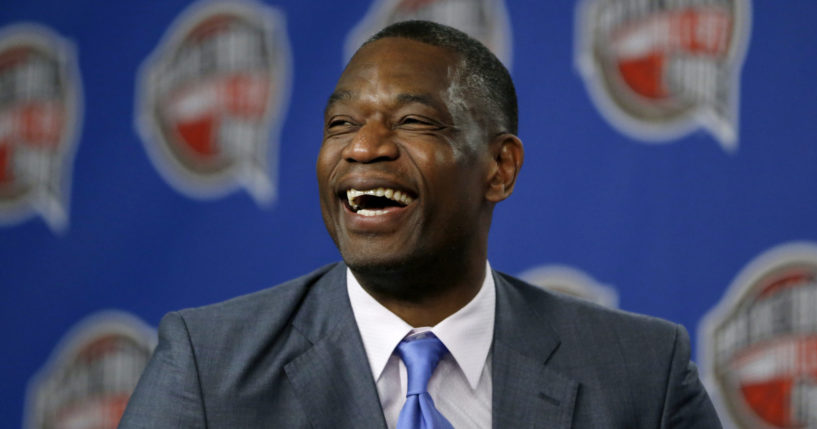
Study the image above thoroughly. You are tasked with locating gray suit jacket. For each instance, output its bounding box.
[119,263,721,428]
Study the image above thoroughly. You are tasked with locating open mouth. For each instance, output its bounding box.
[342,187,415,217]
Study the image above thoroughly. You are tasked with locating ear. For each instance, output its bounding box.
[485,133,524,203]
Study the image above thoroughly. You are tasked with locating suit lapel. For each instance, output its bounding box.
[281,266,579,428]
[492,271,578,429]
[284,264,387,429]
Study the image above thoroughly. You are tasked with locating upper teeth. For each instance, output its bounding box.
[346,187,414,210]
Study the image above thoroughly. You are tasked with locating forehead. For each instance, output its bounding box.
[332,38,461,105]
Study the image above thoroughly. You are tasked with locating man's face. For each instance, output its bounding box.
[317,37,493,273]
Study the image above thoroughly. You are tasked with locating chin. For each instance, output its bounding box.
[345,256,436,301]
[336,235,419,272]
[341,251,408,274]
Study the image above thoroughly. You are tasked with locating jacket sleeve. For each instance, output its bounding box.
[118,312,207,428]
[660,325,722,429]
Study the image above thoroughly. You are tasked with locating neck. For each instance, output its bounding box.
[352,251,487,327]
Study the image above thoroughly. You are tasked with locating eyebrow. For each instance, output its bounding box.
[395,93,454,127]
[324,90,351,117]
[395,93,440,110]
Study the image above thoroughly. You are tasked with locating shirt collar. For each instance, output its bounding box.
[346,261,496,390]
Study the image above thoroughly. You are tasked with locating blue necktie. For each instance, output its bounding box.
[395,334,454,429]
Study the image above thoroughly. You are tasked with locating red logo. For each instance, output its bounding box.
[576,0,751,150]
[0,24,82,232]
[25,311,156,429]
[700,243,817,428]
[137,1,291,203]
[345,0,512,67]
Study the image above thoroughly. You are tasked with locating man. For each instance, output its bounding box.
[120,20,721,428]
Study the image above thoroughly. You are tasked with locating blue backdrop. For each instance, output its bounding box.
[2,1,816,428]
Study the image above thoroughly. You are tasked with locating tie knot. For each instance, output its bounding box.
[396,334,449,396]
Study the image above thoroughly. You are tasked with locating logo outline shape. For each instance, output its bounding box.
[0,23,83,232]
[575,0,752,151]
[135,0,292,204]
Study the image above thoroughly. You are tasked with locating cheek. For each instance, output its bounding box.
[424,160,479,204]
[430,146,449,165]
[316,144,337,181]
[404,139,456,168]
[316,147,340,207]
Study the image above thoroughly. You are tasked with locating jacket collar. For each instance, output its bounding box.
[282,263,579,428]
[492,270,578,429]
[284,263,388,429]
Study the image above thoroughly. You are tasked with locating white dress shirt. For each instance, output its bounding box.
[346,262,495,429]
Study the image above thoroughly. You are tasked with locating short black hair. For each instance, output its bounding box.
[364,20,518,135]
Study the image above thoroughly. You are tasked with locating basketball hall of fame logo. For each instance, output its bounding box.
[136,0,291,204]
[25,311,156,429]
[700,242,817,428]
[345,0,512,68]
[576,0,751,151]
[0,24,82,232]
[518,264,619,308]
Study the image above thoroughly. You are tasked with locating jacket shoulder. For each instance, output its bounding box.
[494,271,721,428]
[495,270,680,346]
[120,263,344,427]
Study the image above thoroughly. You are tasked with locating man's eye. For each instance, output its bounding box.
[402,117,427,124]
[398,116,441,130]
[328,119,354,129]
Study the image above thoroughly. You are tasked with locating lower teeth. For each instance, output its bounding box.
[357,209,387,216]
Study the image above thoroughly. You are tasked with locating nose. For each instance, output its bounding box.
[341,121,399,163]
